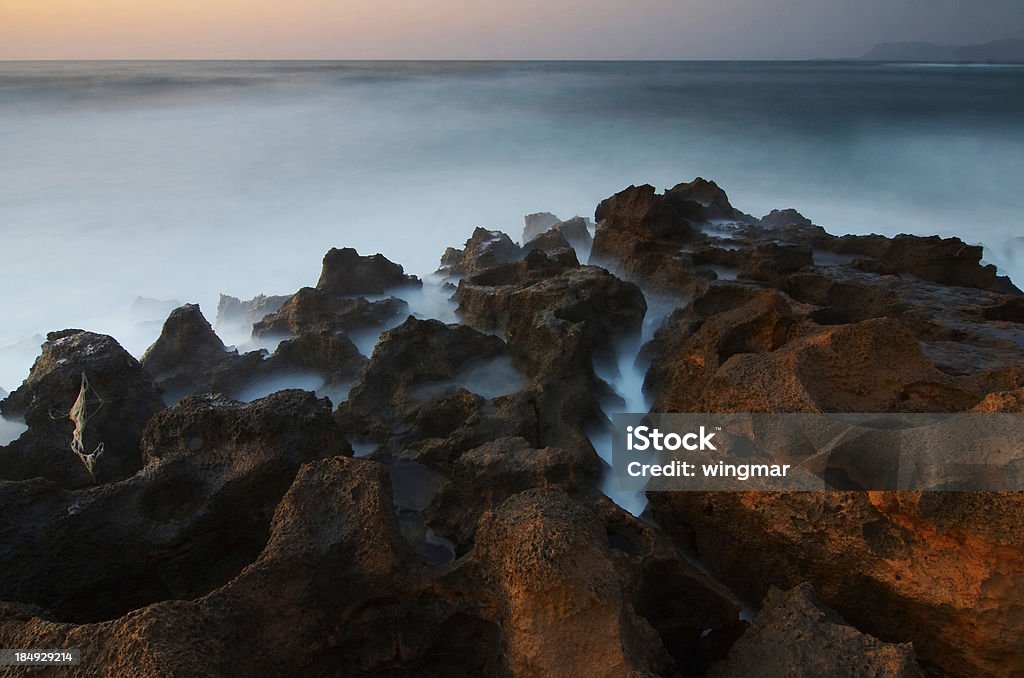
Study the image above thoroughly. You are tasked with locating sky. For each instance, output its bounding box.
[1,0,1023,60]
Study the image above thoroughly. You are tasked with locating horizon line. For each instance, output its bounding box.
[0,57,865,63]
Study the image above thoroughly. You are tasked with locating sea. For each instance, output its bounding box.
[1,60,1023,394]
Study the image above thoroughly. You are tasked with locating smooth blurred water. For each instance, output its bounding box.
[1,60,1023,391]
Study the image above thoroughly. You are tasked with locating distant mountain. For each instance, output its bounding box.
[862,38,1024,63]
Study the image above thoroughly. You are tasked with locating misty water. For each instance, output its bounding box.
[2,60,1024,396]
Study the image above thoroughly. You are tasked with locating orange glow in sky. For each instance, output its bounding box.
[1,0,1020,60]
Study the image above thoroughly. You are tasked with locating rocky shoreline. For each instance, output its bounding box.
[2,179,1023,676]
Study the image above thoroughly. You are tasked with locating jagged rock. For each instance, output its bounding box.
[336,317,510,439]
[317,248,421,295]
[141,304,266,402]
[591,182,720,294]
[5,178,1024,676]
[550,216,593,254]
[827,234,1020,294]
[424,437,743,671]
[215,293,290,332]
[252,288,407,338]
[455,249,645,446]
[0,330,164,488]
[473,488,670,677]
[709,584,921,677]
[970,388,1024,412]
[759,208,813,229]
[0,456,509,676]
[523,214,593,256]
[593,180,1018,299]
[456,250,645,359]
[522,226,572,254]
[648,490,1024,676]
[143,304,367,404]
[437,227,523,276]
[425,437,601,551]
[0,390,348,623]
[522,212,561,241]
[270,330,367,387]
[740,242,813,281]
[643,280,1018,414]
[982,295,1024,323]
[409,389,542,466]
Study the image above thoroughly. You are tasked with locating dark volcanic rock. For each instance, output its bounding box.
[317,247,421,295]
[455,249,646,446]
[759,208,813,229]
[141,304,266,402]
[709,584,921,678]
[425,437,601,551]
[550,216,593,253]
[0,330,164,488]
[523,214,593,256]
[438,227,523,277]
[522,226,572,255]
[5,178,1024,677]
[143,304,368,405]
[590,181,732,295]
[0,390,348,623]
[828,234,1019,294]
[0,456,509,676]
[336,317,511,439]
[270,330,367,387]
[251,288,407,338]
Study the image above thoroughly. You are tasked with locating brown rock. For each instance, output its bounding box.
[251,287,407,338]
[709,584,921,678]
[437,227,523,276]
[316,247,421,295]
[648,490,1024,676]
[473,488,670,677]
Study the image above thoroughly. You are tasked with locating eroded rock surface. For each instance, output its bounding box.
[0,390,348,624]
[1,330,164,488]
[317,247,421,295]
[709,584,921,678]
[5,178,1024,676]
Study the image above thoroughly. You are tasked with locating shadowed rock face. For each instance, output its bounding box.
[709,584,921,678]
[0,390,348,623]
[141,304,264,400]
[6,178,1024,676]
[1,330,164,488]
[142,304,367,404]
[523,214,593,255]
[317,247,421,295]
[251,288,407,338]
[439,227,524,277]
[335,316,511,440]
[455,249,646,447]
